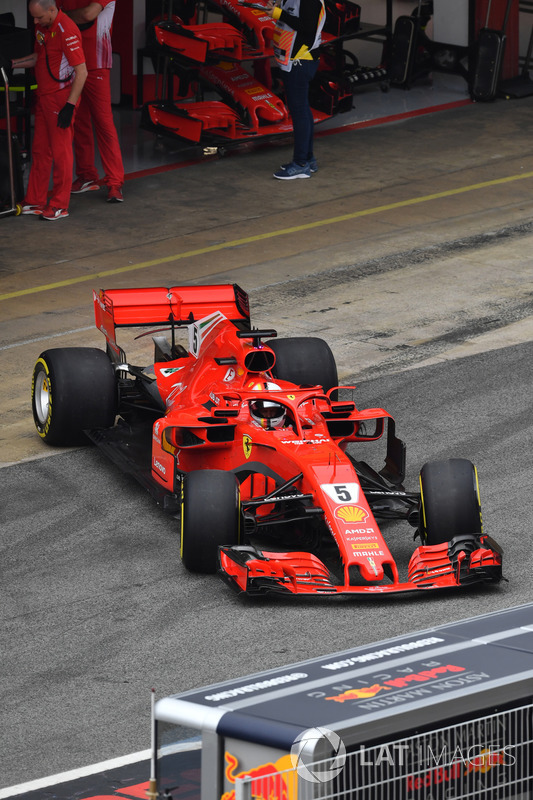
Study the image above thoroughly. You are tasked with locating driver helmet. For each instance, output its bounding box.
[250,398,286,429]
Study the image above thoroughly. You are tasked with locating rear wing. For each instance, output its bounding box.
[93,284,250,349]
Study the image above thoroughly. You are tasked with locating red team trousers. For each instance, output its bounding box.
[25,88,76,210]
[74,68,124,188]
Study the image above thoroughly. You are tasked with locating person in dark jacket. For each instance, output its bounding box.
[266,0,325,179]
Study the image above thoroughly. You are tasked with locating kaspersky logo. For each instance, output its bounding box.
[326,664,466,702]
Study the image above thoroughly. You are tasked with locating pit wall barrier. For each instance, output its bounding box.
[231,703,533,799]
[153,602,533,799]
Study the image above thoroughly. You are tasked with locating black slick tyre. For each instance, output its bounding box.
[419,458,482,545]
[31,348,117,446]
[181,469,240,573]
[269,337,338,394]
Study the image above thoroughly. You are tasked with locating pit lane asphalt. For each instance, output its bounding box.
[1,94,533,791]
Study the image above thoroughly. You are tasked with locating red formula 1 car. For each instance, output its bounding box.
[31,284,503,597]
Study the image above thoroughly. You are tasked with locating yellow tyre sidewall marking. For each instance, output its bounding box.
[32,357,52,439]
[418,473,427,542]
[474,465,483,533]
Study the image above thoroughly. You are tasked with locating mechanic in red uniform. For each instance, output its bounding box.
[59,0,124,203]
[13,0,87,220]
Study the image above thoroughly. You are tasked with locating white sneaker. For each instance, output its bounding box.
[21,204,44,215]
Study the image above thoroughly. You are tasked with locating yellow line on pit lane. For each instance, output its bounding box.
[2,169,533,302]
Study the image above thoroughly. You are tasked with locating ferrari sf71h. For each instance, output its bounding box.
[31,284,503,596]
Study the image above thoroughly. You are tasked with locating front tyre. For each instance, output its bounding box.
[419,458,482,545]
[181,469,240,573]
[32,348,117,446]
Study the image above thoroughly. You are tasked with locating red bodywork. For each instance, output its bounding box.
[155,20,264,64]
[143,53,330,144]
[93,284,502,597]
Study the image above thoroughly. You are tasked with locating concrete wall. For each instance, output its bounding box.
[0,0,26,26]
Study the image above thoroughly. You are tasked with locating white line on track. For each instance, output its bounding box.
[0,327,93,352]
[0,740,201,798]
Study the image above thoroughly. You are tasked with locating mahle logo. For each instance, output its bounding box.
[290,727,346,783]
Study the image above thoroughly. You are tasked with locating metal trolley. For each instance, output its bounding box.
[0,65,22,218]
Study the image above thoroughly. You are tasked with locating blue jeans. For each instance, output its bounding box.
[282,58,319,166]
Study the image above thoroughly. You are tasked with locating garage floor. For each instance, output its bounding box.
[114,72,471,175]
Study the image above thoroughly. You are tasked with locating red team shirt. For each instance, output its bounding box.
[59,0,115,70]
[34,9,84,94]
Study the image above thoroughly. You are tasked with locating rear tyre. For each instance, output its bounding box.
[181,470,240,573]
[32,348,117,446]
[419,458,482,545]
[269,337,338,394]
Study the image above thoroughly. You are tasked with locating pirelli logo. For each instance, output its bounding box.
[351,543,379,550]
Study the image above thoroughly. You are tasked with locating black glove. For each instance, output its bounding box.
[57,102,75,129]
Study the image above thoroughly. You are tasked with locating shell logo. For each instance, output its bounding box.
[336,505,369,523]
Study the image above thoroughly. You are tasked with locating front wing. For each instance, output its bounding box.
[219,534,503,596]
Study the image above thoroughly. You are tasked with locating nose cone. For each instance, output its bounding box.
[358,557,384,582]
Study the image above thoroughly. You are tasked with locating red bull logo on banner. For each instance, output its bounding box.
[327,682,388,702]
[222,751,297,800]
[406,747,513,793]
[464,748,511,773]
[326,664,466,702]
